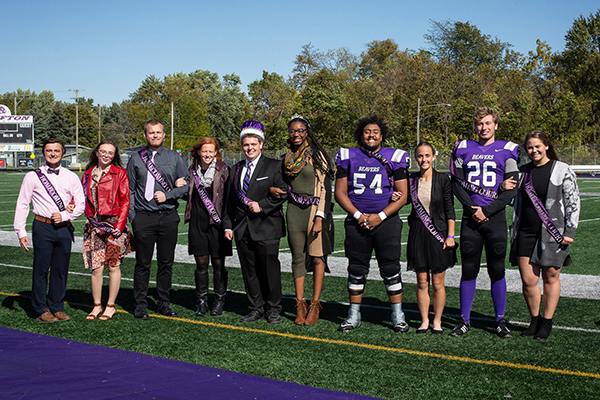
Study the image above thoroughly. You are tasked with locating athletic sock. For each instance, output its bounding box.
[391,302,406,325]
[491,277,507,322]
[346,303,361,326]
[459,279,476,324]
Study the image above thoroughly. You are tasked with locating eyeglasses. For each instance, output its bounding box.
[97,150,115,156]
[288,128,307,134]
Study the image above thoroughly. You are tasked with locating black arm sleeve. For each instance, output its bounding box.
[451,163,477,216]
[481,158,519,217]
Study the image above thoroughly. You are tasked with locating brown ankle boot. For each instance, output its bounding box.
[294,299,308,325]
[304,300,322,325]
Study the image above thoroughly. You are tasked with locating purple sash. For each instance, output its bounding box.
[190,165,222,227]
[449,140,498,200]
[82,173,126,234]
[287,186,320,207]
[234,164,283,218]
[139,148,172,193]
[359,147,394,186]
[524,171,563,243]
[409,176,445,244]
[35,168,75,242]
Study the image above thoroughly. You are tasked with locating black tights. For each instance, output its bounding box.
[194,255,228,297]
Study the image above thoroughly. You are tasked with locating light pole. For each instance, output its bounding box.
[69,89,84,162]
[416,98,451,145]
[13,92,30,115]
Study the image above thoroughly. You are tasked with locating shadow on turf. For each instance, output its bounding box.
[3,288,521,335]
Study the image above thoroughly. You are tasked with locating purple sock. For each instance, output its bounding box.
[491,277,507,322]
[459,279,476,324]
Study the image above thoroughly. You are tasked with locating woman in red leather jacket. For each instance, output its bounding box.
[81,140,131,320]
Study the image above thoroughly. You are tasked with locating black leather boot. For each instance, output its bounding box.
[534,317,553,339]
[521,315,540,337]
[195,269,209,316]
[211,267,227,316]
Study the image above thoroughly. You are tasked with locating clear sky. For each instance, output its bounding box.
[2,0,598,107]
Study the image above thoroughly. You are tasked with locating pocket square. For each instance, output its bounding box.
[256,176,268,181]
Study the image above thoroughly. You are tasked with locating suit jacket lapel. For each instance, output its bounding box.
[247,156,266,195]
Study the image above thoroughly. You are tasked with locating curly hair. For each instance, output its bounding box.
[288,116,334,176]
[190,138,222,164]
[85,140,122,171]
[352,114,389,146]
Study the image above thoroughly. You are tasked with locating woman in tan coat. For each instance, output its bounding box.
[272,114,335,325]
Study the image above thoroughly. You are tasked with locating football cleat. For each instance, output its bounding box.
[450,319,470,336]
[495,318,513,338]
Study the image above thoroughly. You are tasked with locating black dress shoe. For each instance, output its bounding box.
[134,306,149,320]
[266,311,282,324]
[240,310,263,323]
[158,304,178,317]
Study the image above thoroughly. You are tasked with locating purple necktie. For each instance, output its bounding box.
[242,162,252,195]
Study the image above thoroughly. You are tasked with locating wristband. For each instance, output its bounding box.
[353,211,362,220]
[447,235,455,239]
[378,211,387,221]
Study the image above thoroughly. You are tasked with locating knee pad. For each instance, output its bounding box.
[383,273,403,296]
[491,241,507,258]
[348,274,366,296]
[461,240,478,257]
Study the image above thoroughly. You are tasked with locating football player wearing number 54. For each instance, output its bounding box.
[334,115,410,333]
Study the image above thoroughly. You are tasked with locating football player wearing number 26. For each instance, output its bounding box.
[449,106,519,338]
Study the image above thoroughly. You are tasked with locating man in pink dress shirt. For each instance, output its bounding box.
[14,138,85,322]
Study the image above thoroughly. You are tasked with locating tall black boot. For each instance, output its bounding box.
[521,315,540,337]
[534,317,553,339]
[195,269,209,316]
[211,265,227,316]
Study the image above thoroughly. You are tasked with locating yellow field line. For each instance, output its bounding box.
[1,290,598,380]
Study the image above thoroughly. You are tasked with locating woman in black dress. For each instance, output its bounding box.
[181,138,231,316]
[504,130,580,339]
[406,142,457,334]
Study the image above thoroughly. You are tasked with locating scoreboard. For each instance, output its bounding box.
[0,113,34,152]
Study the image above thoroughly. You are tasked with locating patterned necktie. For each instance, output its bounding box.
[242,162,252,195]
[144,151,156,201]
[47,168,59,175]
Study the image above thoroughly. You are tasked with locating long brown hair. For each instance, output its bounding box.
[524,130,559,161]
[85,140,122,171]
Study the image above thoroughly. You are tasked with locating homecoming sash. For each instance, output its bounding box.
[287,186,320,207]
[359,147,394,186]
[449,140,498,200]
[139,148,173,193]
[81,173,126,234]
[190,165,222,227]
[523,170,564,243]
[35,168,75,241]
[409,176,445,244]
[234,164,283,217]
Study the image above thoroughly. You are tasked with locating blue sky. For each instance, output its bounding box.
[2,0,598,107]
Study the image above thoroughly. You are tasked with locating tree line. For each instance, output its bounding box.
[3,13,599,154]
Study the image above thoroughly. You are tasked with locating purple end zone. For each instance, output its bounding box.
[0,327,380,399]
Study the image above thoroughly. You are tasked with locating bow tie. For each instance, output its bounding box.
[47,168,60,175]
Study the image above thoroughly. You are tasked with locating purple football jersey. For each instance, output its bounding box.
[453,139,519,206]
[336,147,409,213]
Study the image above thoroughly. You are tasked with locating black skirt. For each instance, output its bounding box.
[407,219,456,274]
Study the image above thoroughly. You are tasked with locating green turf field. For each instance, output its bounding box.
[1,171,599,399]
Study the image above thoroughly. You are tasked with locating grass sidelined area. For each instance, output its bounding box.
[1,172,600,399]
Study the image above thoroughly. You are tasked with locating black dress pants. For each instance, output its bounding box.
[132,209,180,309]
[236,233,282,314]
